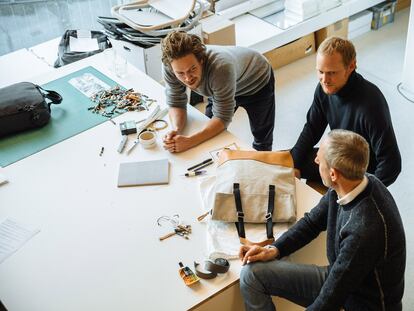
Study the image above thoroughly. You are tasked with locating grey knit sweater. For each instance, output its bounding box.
[274,174,406,310]
[163,45,271,127]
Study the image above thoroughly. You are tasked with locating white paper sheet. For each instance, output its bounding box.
[0,167,8,186]
[68,73,110,98]
[69,36,99,52]
[0,218,40,264]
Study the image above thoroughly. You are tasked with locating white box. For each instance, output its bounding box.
[110,24,202,83]
[348,10,373,40]
[110,39,163,83]
[349,10,373,32]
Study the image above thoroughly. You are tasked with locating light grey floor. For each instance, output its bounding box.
[224,8,414,309]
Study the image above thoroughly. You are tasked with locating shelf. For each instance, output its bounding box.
[232,0,384,53]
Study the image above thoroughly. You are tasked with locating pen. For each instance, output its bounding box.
[182,170,206,177]
[187,158,213,171]
[194,161,213,171]
[126,139,139,154]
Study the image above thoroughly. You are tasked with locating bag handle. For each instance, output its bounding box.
[36,85,62,108]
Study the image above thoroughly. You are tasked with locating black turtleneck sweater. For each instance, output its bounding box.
[274,174,406,310]
[291,71,401,186]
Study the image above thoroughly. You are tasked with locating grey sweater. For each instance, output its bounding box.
[163,45,272,127]
[274,174,406,310]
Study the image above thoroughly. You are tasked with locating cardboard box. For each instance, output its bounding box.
[396,0,411,12]
[315,18,349,48]
[200,14,236,45]
[263,33,315,70]
[370,1,396,30]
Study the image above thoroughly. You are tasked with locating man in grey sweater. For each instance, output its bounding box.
[161,31,275,152]
[239,129,406,310]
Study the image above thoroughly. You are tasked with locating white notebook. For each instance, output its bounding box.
[117,159,169,187]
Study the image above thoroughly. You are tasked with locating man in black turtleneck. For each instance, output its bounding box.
[291,37,401,187]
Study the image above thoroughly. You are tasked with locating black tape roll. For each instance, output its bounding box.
[194,258,230,279]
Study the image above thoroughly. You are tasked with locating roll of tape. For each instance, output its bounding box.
[139,130,156,149]
[194,258,230,279]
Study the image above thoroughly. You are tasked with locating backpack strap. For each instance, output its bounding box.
[233,183,246,239]
[235,184,276,246]
[266,185,275,240]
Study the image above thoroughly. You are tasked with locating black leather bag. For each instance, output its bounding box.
[0,82,62,137]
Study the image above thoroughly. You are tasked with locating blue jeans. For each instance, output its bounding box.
[240,259,328,311]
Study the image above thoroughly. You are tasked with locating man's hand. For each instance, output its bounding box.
[239,245,279,265]
[163,130,178,152]
[163,130,196,153]
[171,135,195,153]
[294,168,301,179]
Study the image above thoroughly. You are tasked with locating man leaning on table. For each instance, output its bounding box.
[161,30,275,153]
[291,36,401,187]
[239,129,406,311]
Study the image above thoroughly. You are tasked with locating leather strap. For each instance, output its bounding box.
[266,185,275,239]
[233,183,245,239]
[234,184,276,246]
[239,237,274,247]
[194,258,230,279]
[36,85,62,108]
[217,149,294,168]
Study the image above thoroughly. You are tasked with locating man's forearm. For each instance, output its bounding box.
[168,107,187,133]
[189,117,225,146]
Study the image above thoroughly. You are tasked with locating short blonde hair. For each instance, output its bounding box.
[161,31,206,67]
[318,37,356,67]
[324,129,369,180]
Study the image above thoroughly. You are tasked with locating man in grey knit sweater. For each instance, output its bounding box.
[239,129,406,310]
[161,31,275,152]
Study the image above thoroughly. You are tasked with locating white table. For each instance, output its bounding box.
[0,48,54,88]
[29,37,61,68]
[0,53,325,311]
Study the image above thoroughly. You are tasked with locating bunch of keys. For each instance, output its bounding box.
[159,224,192,241]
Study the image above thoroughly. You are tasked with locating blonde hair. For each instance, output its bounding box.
[161,31,206,66]
[324,129,369,180]
[318,37,356,67]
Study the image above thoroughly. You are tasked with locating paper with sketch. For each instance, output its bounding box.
[69,73,110,98]
[69,36,99,52]
[209,142,239,162]
[0,218,40,264]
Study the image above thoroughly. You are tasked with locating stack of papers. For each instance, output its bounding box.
[285,0,321,22]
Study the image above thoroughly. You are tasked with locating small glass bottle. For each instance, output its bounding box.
[179,262,200,286]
